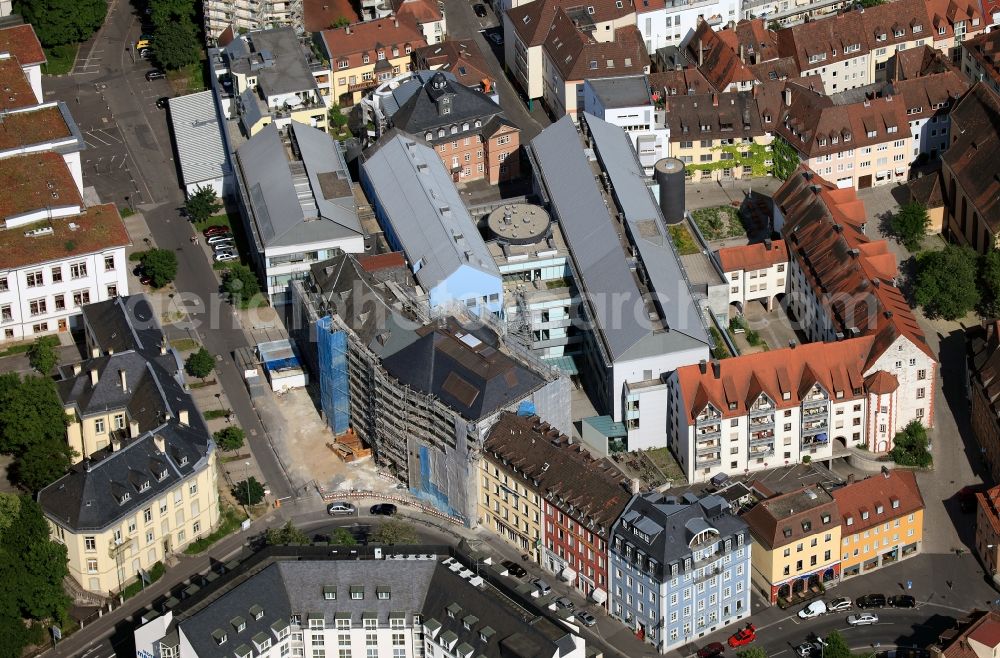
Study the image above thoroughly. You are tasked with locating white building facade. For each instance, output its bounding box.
[636,0,740,54]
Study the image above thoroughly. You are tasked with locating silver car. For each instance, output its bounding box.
[326,501,357,516]
[827,597,852,612]
[207,235,234,245]
[847,613,879,626]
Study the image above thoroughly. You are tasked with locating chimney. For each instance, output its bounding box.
[711,359,721,379]
[154,433,165,454]
[783,87,792,106]
[630,478,641,495]
[699,359,708,374]
[89,368,99,386]
[394,18,398,27]
[847,473,856,484]
[712,93,719,107]
[91,346,100,358]
[789,339,796,349]
[698,39,704,66]
[83,458,92,472]
[345,25,351,34]
[129,419,140,438]
[160,337,168,356]
[739,43,745,63]
[72,363,82,376]
[764,238,772,250]
[119,368,127,391]
[110,437,121,452]
[881,465,891,478]
[178,409,190,426]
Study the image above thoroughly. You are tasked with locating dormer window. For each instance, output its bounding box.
[846,515,854,526]
[894,28,904,37]
[139,480,150,493]
[213,630,227,646]
[913,24,922,32]
[324,586,336,600]
[891,498,900,509]
[179,455,188,466]
[252,605,264,620]
[363,54,370,64]
[587,5,595,13]
[377,51,385,61]
[861,510,869,520]
[876,504,884,514]
[589,60,598,70]
[426,132,433,140]
[350,586,364,600]
[821,513,831,524]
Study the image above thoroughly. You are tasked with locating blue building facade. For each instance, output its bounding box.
[609,492,752,653]
[316,315,351,435]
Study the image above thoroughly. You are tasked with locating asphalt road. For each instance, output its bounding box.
[43,0,294,501]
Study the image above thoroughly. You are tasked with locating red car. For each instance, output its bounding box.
[728,624,757,648]
[697,642,726,658]
[203,226,231,237]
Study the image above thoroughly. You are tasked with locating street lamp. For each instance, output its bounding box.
[245,461,251,511]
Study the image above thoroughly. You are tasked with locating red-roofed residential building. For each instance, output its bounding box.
[392,0,445,44]
[0,23,45,103]
[717,239,788,311]
[975,484,1000,581]
[931,610,1000,658]
[961,29,1000,96]
[968,321,1000,484]
[832,470,924,579]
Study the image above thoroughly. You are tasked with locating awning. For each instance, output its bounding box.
[560,567,577,582]
[591,588,608,604]
[816,433,828,443]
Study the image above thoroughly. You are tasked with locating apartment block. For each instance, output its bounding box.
[203,0,303,40]
[321,17,427,106]
[582,75,670,170]
[134,550,588,658]
[38,296,219,595]
[609,492,751,653]
[941,82,1000,253]
[961,29,1000,95]
[480,412,633,604]
[890,46,969,161]
[741,485,841,604]
[833,470,924,579]
[717,239,788,311]
[637,0,740,54]
[529,115,710,450]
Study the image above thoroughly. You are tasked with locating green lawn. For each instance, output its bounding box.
[167,61,207,93]
[0,342,32,358]
[668,224,700,256]
[645,448,686,483]
[184,506,245,555]
[42,44,79,75]
[195,212,234,232]
[204,409,231,420]
[691,205,747,241]
[169,338,200,352]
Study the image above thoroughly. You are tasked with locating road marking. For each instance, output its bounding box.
[96,128,121,143]
[86,131,112,146]
[84,139,101,149]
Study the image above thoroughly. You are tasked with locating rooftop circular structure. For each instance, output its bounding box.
[654,157,685,176]
[487,203,551,245]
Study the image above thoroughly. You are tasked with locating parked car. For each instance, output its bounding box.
[798,600,827,619]
[577,610,597,627]
[203,225,231,237]
[856,594,887,609]
[827,597,853,612]
[889,595,916,608]
[532,578,551,596]
[488,31,503,45]
[501,560,526,578]
[847,613,879,626]
[139,274,152,286]
[139,48,150,59]
[697,642,725,658]
[207,235,235,245]
[214,242,237,252]
[155,96,169,109]
[326,501,356,516]
[473,3,488,17]
[553,596,574,610]
[796,641,827,658]
[145,69,165,81]
[214,251,239,262]
[728,624,757,648]
[369,503,397,516]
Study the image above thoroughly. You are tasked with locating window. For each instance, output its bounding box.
[497,135,511,145]
[917,369,926,379]
[916,388,925,399]
[0,305,11,322]
[29,299,47,316]
[143,508,152,523]
[73,290,91,307]
[94,418,106,434]
[85,536,96,551]
[26,270,43,287]
[104,255,115,271]
[87,558,98,573]
[70,262,87,279]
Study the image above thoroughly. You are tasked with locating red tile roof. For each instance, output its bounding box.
[963,30,1000,89]
[543,12,648,82]
[942,83,1000,235]
[357,251,406,272]
[940,612,1000,658]
[864,369,898,394]
[776,167,934,368]
[0,152,82,223]
[831,470,924,533]
[507,0,636,48]
[717,239,787,273]
[741,485,840,550]
[676,338,873,424]
[648,68,712,96]
[0,105,74,151]
[0,55,37,111]
[687,21,755,92]
[969,619,1000,649]
[927,0,985,43]
[776,11,869,72]
[412,40,493,90]
[392,0,443,25]
[0,204,130,270]
[890,69,968,122]
[0,24,46,67]
[304,0,359,32]
[321,16,427,66]
[976,484,1000,538]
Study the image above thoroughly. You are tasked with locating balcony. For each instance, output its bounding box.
[802,407,826,418]
[802,395,828,408]
[749,430,774,445]
[749,414,774,429]
[801,433,829,448]
[749,445,774,458]
[696,426,721,441]
[802,420,828,434]
[696,441,721,455]
[697,455,722,467]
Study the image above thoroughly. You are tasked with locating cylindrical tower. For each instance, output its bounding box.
[654,157,686,225]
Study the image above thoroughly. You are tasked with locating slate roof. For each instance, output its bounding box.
[831,470,924,533]
[661,90,764,142]
[612,491,748,578]
[236,121,363,250]
[81,295,164,356]
[389,71,508,138]
[942,83,1000,234]
[485,412,632,534]
[380,319,546,421]
[360,132,500,292]
[168,90,229,187]
[741,485,839,550]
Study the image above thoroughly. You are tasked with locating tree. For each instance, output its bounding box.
[213,426,245,452]
[857,0,887,6]
[0,494,70,657]
[738,649,769,658]
[148,0,195,30]
[152,19,199,70]
[372,519,419,545]
[771,135,800,180]
[185,186,223,224]
[890,420,933,467]
[0,374,73,493]
[889,201,930,251]
[15,0,107,46]
[223,264,262,308]
[979,250,1000,318]
[27,335,60,375]
[185,347,215,379]
[330,527,357,546]
[141,248,178,288]
[232,476,265,506]
[266,521,309,545]
[914,245,980,320]
[823,631,852,658]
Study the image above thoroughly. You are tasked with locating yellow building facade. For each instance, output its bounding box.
[478,453,543,560]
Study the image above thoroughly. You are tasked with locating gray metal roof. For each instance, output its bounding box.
[584,112,710,352]
[236,122,362,250]
[168,91,229,187]
[585,75,652,109]
[361,133,500,292]
[612,491,749,573]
